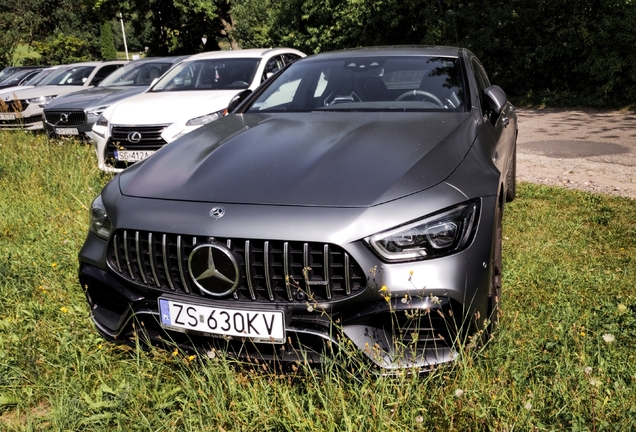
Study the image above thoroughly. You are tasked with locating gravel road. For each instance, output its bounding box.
[516,108,636,199]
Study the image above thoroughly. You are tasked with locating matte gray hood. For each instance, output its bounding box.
[120,111,477,207]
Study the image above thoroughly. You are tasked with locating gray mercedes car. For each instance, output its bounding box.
[79,46,518,370]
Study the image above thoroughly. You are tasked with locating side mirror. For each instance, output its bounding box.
[227,89,253,113]
[483,85,507,116]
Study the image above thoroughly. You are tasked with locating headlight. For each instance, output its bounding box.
[92,113,109,138]
[367,199,480,262]
[26,95,57,105]
[185,109,226,126]
[89,195,112,240]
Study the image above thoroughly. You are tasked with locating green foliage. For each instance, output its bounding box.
[97,0,238,56]
[231,0,636,108]
[1,132,636,429]
[32,33,96,64]
[100,22,117,60]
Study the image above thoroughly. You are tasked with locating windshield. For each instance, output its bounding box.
[45,66,95,86]
[0,68,17,83]
[23,68,58,86]
[247,56,465,113]
[0,69,36,85]
[150,58,259,92]
[99,62,173,87]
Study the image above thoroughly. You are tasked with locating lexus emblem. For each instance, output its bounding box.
[188,244,239,296]
[127,131,142,143]
[210,207,225,219]
[60,113,69,123]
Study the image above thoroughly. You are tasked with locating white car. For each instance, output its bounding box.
[0,61,126,131]
[91,48,305,172]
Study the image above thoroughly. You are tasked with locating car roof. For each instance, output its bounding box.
[58,60,127,67]
[128,55,191,64]
[301,46,463,61]
[184,48,303,62]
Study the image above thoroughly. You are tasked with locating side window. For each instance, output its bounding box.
[282,54,301,65]
[471,59,490,104]
[90,64,122,86]
[262,56,284,82]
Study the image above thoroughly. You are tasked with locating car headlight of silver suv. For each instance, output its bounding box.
[89,195,112,240]
[27,95,57,106]
[367,199,480,262]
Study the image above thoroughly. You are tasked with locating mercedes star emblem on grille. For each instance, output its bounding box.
[210,207,225,219]
[188,244,239,296]
[60,113,69,123]
[127,131,142,143]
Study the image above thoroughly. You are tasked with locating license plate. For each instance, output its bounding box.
[0,113,15,120]
[56,127,79,135]
[114,150,155,162]
[158,298,286,343]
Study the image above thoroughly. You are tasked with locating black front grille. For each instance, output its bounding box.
[106,125,168,168]
[0,100,29,113]
[110,125,168,147]
[108,230,367,303]
[45,110,87,126]
[0,115,41,126]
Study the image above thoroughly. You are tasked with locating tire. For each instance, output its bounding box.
[487,199,503,336]
[505,145,517,202]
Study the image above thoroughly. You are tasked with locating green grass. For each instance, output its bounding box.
[1,131,636,430]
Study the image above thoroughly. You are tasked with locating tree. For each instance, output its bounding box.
[100,21,118,60]
[96,0,240,55]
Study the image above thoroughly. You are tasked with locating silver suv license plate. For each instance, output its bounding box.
[158,298,285,343]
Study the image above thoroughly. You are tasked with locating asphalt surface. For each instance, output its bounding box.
[516,108,636,198]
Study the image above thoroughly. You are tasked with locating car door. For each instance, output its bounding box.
[472,57,513,181]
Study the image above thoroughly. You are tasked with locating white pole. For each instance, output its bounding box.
[119,12,129,61]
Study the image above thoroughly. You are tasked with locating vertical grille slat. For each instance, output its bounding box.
[148,233,159,287]
[324,244,332,300]
[303,243,311,298]
[162,234,176,291]
[177,236,190,293]
[244,240,256,300]
[344,253,351,295]
[283,242,293,301]
[108,230,366,303]
[123,231,135,280]
[113,234,122,273]
[263,241,274,301]
[135,231,148,284]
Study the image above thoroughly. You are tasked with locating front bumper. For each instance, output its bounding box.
[78,192,497,369]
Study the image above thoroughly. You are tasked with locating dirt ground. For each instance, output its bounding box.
[516,108,636,199]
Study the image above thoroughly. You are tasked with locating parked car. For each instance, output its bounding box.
[0,61,126,131]
[79,46,518,370]
[0,66,63,96]
[0,66,46,85]
[0,67,45,91]
[91,48,305,172]
[43,56,189,140]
